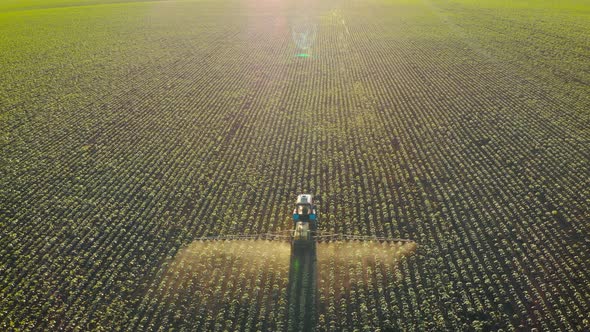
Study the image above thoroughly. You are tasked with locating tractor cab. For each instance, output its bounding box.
[292,194,317,229]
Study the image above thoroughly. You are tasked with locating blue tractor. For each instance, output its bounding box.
[292,194,317,231]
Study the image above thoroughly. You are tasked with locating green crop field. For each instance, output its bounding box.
[1,0,589,330]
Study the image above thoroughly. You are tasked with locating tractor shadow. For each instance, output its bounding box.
[286,242,318,331]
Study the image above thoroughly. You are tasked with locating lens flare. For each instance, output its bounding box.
[290,15,317,58]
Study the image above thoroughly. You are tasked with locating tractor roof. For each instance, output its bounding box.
[296,194,313,205]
